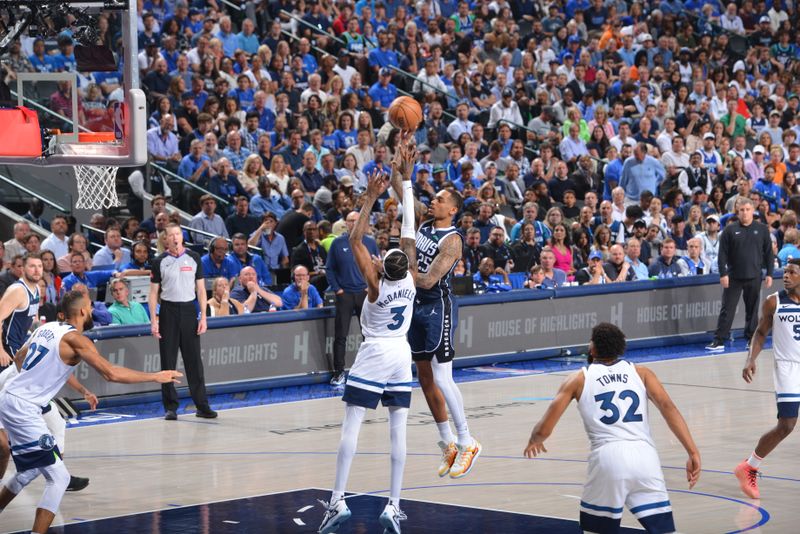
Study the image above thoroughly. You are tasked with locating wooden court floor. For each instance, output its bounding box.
[1,350,797,533]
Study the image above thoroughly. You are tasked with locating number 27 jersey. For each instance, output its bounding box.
[577,360,654,450]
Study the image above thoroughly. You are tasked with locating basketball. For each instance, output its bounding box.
[388,96,423,131]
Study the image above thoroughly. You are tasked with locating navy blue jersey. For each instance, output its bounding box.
[2,280,40,354]
[415,219,462,301]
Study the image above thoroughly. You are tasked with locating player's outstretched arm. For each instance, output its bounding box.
[744,295,776,383]
[350,170,389,302]
[638,366,701,489]
[524,370,584,458]
[389,130,427,219]
[64,332,182,385]
[396,134,419,280]
[66,374,98,410]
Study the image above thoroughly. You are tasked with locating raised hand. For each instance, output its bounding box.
[365,168,390,198]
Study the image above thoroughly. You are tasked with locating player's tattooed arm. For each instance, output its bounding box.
[415,233,461,290]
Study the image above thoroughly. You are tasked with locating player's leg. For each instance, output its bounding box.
[626,443,675,534]
[0,429,8,479]
[414,360,456,476]
[158,303,181,417]
[177,305,213,416]
[30,459,70,534]
[0,467,39,511]
[42,403,89,492]
[580,445,626,534]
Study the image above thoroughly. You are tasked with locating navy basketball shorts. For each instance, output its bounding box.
[409,295,458,364]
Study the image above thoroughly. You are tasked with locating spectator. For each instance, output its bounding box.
[226,233,271,286]
[147,113,181,172]
[226,195,260,237]
[290,220,328,293]
[222,130,252,171]
[93,228,132,269]
[648,238,682,279]
[473,257,510,292]
[201,236,235,281]
[549,223,574,276]
[61,252,118,292]
[510,223,542,273]
[251,178,291,219]
[677,151,712,198]
[40,215,70,259]
[39,249,61,306]
[624,238,649,280]
[209,157,249,209]
[108,279,150,325]
[281,265,324,310]
[620,142,666,205]
[0,255,23,298]
[539,247,567,288]
[139,195,168,235]
[230,266,282,312]
[778,228,800,266]
[298,151,324,192]
[207,276,244,317]
[189,194,229,246]
[249,212,290,274]
[122,241,152,272]
[57,233,92,273]
[277,200,316,250]
[678,237,710,276]
[604,244,635,282]
[71,282,113,326]
[479,226,513,271]
[23,198,50,230]
[576,250,611,285]
[3,221,30,263]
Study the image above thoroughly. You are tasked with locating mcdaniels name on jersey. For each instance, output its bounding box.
[376,288,416,309]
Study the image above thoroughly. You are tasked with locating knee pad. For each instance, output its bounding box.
[5,467,40,495]
[38,460,70,514]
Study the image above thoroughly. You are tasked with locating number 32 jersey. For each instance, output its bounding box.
[360,272,416,339]
[577,360,654,450]
[5,322,77,407]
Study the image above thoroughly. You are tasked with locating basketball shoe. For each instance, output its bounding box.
[437,441,457,477]
[449,440,482,478]
[734,460,760,498]
[379,502,407,534]
[318,498,351,533]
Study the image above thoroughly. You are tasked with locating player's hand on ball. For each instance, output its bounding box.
[524,439,547,458]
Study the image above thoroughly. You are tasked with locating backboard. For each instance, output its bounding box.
[0,0,146,166]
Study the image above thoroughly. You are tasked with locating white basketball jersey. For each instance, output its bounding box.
[577,360,654,450]
[360,273,416,338]
[771,290,800,363]
[4,322,77,407]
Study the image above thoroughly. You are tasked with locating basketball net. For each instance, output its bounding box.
[74,164,120,209]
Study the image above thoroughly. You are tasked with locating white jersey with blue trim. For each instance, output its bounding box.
[771,290,800,363]
[577,360,654,450]
[360,272,416,338]
[4,322,76,407]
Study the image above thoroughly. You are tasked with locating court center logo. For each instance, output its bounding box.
[38,434,56,451]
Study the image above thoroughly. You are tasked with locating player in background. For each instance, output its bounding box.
[319,139,418,534]
[524,323,701,533]
[736,258,800,498]
[0,290,182,534]
[390,132,481,479]
[0,252,95,491]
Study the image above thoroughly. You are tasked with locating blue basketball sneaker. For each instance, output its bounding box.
[379,502,407,534]
[318,498,351,533]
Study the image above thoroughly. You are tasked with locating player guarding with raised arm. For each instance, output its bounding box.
[524,323,701,533]
[389,133,480,479]
[319,139,418,534]
[0,290,182,534]
[736,258,800,498]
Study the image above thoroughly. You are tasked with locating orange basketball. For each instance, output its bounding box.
[388,96,423,131]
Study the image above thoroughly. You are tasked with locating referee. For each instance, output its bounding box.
[706,198,774,351]
[149,223,217,420]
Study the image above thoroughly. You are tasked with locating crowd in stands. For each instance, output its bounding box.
[4,0,800,312]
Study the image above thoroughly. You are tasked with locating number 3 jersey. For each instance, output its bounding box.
[577,360,654,450]
[360,272,416,338]
[5,322,77,407]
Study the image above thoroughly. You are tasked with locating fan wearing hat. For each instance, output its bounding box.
[575,250,611,285]
[765,110,785,145]
[696,214,720,273]
[698,132,724,177]
[678,151,711,197]
[487,86,523,130]
[368,68,398,111]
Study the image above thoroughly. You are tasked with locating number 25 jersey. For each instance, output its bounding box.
[577,360,654,450]
[360,272,416,339]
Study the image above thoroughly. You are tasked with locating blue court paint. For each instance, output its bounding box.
[13,488,645,534]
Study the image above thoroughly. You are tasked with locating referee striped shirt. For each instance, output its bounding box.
[151,249,204,303]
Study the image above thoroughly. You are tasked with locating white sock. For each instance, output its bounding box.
[388,406,408,508]
[431,360,472,447]
[747,452,763,469]
[332,404,366,502]
[436,421,454,444]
